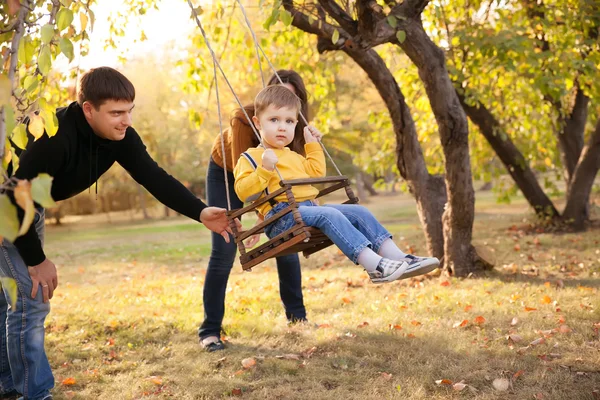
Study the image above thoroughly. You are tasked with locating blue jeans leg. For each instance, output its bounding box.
[275,254,306,322]
[297,205,372,264]
[0,210,53,400]
[199,160,307,339]
[323,204,392,253]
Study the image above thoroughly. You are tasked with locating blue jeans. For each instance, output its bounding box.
[265,201,392,264]
[0,209,54,400]
[198,159,306,340]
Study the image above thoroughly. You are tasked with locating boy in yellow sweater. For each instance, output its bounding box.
[234,86,439,283]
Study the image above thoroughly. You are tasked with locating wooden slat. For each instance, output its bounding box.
[242,231,311,270]
[235,206,295,243]
[315,181,349,199]
[227,186,288,219]
[244,224,307,256]
[281,176,349,186]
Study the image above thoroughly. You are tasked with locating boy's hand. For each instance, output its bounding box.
[304,125,323,143]
[262,149,278,171]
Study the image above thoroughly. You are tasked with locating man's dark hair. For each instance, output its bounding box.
[77,67,135,108]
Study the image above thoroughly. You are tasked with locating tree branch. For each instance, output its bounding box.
[0,1,31,162]
[317,0,358,35]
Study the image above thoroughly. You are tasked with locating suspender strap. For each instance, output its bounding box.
[241,152,277,206]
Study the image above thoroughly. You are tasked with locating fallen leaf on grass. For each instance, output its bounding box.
[529,337,545,346]
[389,324,402,330]
[435,379,453,385]
[241,358,256,369]
[380,372,393,380]
[492,378,510,391]
[453,320,469,328]
[410,320,422,326]
[508,334,523,343]
[453,381,468,391]
[148,376,162,385]
[541,295,552,304]
[61,377,76,386]
[318,324,332,329]
[231,388,243,396]
[357,321,369,328]
[474,316,486,325]
[511,317,519,326]
[525,306,538,312]
[513,370,525,380]
[302,346,317,358]
[464,305,473,312]
[440,281,451,287]
[275,354,301,360]
[558,325,572,334]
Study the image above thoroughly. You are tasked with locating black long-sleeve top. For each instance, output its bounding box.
[9,101,207,266]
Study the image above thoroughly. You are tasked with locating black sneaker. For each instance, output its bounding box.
[368,258,409,283]
[0,390,19,400]
[200,336,225,352]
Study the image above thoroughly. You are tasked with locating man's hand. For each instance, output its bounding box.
[28,258,58,303]
[303,125,323,143]
[261,149,278,171]
[200,207,242,243]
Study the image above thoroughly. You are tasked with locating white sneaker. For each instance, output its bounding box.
[399,254,440,279]
[368,258,409,284]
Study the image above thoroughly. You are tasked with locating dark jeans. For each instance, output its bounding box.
[198,159,306,340]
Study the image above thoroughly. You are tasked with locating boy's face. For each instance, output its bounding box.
[252,105,298,149]
[83,99,134,141]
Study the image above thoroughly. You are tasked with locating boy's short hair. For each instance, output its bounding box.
[254,85,301,117]
[77,67,135,108]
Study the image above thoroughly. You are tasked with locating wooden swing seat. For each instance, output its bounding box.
[227,176,358,271]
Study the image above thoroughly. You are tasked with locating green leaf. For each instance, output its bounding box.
[31,173,57,208]
[56,8,74,32]
[23,75,38,93]
[18,37,35,66]
[11,125,28,150]
[0,277,18,309]
[280,10,292,26]
[40,24,55,45]
[4,106,15,140]
[0,195,19,243]
[332,29,340,44]
[14,181,34,237]
[396,30,406,44]
[38,46,52,76]
[387,15,397,28]
[59,37,74,62]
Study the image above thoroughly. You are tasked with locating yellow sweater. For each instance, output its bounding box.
[233,143,326,216]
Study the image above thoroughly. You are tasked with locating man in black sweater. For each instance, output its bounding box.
[0,67,238,400]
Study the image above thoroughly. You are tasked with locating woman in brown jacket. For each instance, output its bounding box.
[199,70,310,351]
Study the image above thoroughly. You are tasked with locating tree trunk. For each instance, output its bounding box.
[562,117,600,230]
[337,41,446,260]
[457,90,560,218]
[137,184,149,220]
[399,20,477,275]
[361,172,378,196]
[556,87,588,186]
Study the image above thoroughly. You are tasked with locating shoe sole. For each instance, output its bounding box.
[399,258,440,280]
[370,261,409,284]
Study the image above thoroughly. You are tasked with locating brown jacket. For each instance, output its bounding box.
[211,108,260,172]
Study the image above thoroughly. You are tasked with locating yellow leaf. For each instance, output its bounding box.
[541,295,552,304]
[0,277,18,309]
[11,125,28,150]
[0,195,19,243]
[14,180,34,236]
[61,377,76,386]
[31,173,56,208]
[0,74,11,106]
[28,114,45,140]
[544,157,552,167]
[241,358,256,369]
[79,12,88,32]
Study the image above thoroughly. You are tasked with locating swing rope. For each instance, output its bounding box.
[187,0,285,200]
[234,0,343,176]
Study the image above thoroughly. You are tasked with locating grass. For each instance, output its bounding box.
[40,191,600,399]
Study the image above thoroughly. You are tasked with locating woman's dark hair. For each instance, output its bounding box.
[232,69,310,155]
